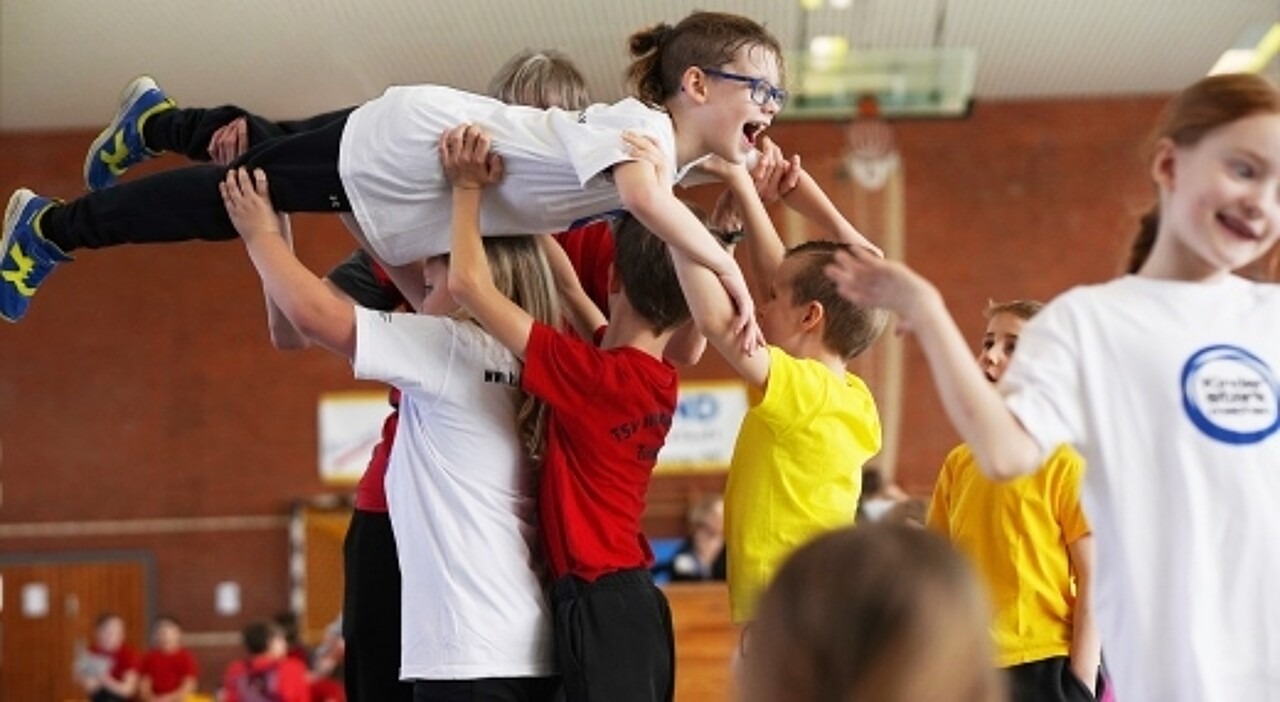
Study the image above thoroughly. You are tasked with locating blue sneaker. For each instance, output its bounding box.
[1,189,70,322]
[83,76,175,191]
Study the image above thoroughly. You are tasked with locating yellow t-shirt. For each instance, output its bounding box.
[926,443,1089,667]
[725,347,882,623]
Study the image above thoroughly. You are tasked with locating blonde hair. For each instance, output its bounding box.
[983,299,1044,322]
[487,49,590,110]
[480,53,581,461]
[452,237,560,462]
[741,524,1003,702]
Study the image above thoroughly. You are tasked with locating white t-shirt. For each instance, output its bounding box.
[339,86,707,265]
[1001,275,1280,702]
[353,308,553,680]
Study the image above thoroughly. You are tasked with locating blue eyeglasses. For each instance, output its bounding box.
[701,68,788,110]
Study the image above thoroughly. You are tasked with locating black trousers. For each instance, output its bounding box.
[143,104,355,162]
[1007,656,1098,702]
[413,677,561,702]
[550,569,675,702]
[343,509,413,702]
[44,106,353,252]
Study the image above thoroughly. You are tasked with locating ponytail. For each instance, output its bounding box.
[1126,206,1160,274]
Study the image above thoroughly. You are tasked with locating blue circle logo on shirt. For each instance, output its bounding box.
[1181,345,1280,445]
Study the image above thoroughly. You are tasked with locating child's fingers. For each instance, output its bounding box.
[253,168,269,196]
[488,153,505,181]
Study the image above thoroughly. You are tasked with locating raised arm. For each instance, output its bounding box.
[441,125,534,358]
[612,157,759,345]
[825,248,1042,479]
[537,235,606,341]
[222,168,357,359]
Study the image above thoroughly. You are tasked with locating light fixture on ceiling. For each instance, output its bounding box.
[1208,22,1280,76]
[783,0,977,120]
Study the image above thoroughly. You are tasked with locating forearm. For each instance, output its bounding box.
[243,232,356,358]
[662,319,708,366]
[538,236,606,338]
[724,173,785,294]
[672,249,767,386]
[340,213,424,312]
[262,219,310,350]
[447,188,497,306]
[906,292,1042,479]
[784,171,879,253]
[616,162,737,277]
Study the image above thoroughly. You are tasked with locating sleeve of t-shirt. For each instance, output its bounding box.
[326,248,407,311]
[551,99,678,187]
[1000,296,1089,462]
[182,649,200,677]
[1051,446,1091,543]
[522,321,603,409]
[352,307,456,402]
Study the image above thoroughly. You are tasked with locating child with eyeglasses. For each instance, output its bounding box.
[3,10,875,337]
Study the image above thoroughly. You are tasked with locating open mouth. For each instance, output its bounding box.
[1217,212,1258,240]
[743,121,769,147]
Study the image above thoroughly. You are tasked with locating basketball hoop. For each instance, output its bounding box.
[842,96,900,191]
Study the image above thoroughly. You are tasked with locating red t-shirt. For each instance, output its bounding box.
[88,642,139,680]
[522,322,676,581]
[554,220,614,316]
[353,388,400,513]
[222,655,310,702]
[139,647,198,694]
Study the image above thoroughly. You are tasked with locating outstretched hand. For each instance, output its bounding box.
[220,167,286,241]
[825,246,937,335]
[440,124,504,188]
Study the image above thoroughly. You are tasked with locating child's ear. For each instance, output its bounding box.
[680,67,711,105]
[1151,137,1178,192]
[800,300,825,332]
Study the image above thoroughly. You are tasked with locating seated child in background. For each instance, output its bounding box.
[652,493,727,583]
[137,615,198,702]
[927,299,1099,701]
[221,619,310,702]
[75,612,139,702]
[739,523,1005,702]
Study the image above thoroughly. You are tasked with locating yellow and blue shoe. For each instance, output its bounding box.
[1,189,70,322]
[83,76,175,191]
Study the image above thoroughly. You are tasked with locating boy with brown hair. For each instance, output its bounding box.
[661,136,887,625]
[443,124,698,702]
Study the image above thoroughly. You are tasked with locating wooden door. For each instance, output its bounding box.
[0,557,147,702]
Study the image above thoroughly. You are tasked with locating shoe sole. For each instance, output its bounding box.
[1,188,35,256]
[0,189,37,321]
[83,75,161,190]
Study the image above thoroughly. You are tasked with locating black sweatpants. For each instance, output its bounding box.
[343,509,413,702]
[43,107,353,252]
[550,569,675,702]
